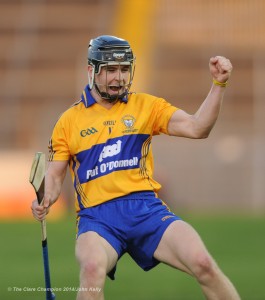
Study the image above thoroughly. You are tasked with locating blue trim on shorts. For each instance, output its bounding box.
[77,191,182,279]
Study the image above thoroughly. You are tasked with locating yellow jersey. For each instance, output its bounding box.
[48,85,178,212]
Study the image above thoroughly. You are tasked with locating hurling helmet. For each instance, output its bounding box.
[87,35,136,101]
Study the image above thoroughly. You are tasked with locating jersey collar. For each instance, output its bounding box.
[81,85,128,108]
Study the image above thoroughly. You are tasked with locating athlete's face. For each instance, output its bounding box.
[94,64,131,98]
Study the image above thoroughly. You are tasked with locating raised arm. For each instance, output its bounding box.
[31,160,68,221]
[168,56,233,138]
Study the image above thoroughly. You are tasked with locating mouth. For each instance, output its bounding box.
[108,85,124,93]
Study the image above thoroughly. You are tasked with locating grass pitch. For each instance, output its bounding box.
[1,214,265,300]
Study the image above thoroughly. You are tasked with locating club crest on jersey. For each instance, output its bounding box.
[121,115,138,133]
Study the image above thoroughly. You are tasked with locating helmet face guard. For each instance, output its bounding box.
[87,35,136,102]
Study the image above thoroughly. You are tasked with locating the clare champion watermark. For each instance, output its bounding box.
[7,286,101,293]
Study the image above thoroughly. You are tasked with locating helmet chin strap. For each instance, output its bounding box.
[94,84,128,103]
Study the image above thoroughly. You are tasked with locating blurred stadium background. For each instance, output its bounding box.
[1,0,265,299]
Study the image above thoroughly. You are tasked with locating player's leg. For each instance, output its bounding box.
[75,231,118,300]
[154,220,240,300]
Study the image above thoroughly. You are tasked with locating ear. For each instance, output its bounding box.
[87,65,93,74]
[87,65,95,89]
[87,65,92,80]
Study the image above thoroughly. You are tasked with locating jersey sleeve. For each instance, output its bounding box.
[48,116,70,162]
[152,98,179,135]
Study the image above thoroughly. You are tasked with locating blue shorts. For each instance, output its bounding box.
[77,191,181,279]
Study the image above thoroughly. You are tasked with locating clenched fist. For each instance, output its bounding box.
[209,56,233,84]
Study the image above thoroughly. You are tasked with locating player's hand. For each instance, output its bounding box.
[209,56,233,83]
[31,197,50,221]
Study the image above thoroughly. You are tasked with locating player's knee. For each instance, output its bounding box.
[193,253,218,284]
[80,259,106,282]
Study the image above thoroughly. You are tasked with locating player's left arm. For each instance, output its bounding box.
[168,56,233,139]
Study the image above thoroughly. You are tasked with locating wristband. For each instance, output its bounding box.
[213,79,228,87]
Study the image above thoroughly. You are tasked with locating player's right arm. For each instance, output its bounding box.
[31,160,68,221]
